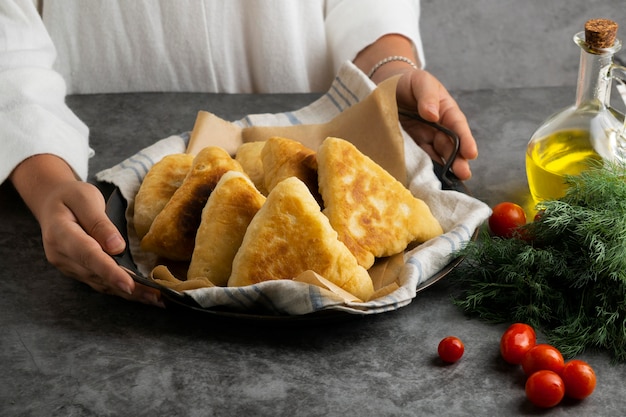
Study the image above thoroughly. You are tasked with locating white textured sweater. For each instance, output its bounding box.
[1,0,423,181]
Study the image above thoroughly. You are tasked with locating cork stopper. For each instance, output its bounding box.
[585,18,618,49]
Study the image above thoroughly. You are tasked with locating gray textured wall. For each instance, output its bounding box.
[420,0,626,91]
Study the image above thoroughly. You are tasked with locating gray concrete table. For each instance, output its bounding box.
[1,88,624,416]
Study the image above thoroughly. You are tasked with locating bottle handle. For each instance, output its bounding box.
[610,64,626,135]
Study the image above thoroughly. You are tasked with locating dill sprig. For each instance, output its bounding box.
[452,162,626,362]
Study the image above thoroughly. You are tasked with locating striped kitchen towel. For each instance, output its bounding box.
[96,61,491,316]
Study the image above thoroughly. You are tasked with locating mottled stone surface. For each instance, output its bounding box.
[2,89,625,417]
[421,0,626,90]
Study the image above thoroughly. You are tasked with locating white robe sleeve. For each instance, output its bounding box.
[0,0,90,183]
[324,0,424,72]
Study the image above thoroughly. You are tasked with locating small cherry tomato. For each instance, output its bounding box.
[438,336,465,363]
[489,202,527,238]
[525,370,565,408]
[500,323,536,365]
[521,344,565,376]
[561,359,597,400]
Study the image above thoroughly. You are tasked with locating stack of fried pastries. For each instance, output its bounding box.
[134,136,443,302]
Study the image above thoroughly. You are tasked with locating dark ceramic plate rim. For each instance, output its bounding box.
[105,162,475,323]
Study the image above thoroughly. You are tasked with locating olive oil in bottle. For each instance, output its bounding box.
[526,129,603,201]
[526,19,626,203]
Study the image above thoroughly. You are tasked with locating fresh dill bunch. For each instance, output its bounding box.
[452,162,626,363]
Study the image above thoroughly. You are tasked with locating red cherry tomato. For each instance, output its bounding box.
[525,370,565,408]
[438,336,465,363]
[489,202,527,238]
[521,344,565,376]
[561,359,597,400]
[500,323,536,364]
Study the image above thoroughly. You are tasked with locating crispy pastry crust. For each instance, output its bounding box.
[317,137,443,269]
[133,153,194,240]
[228,177,374,301]
[261,137,320,202]
[141,147,243,261]
[187,171,266,286]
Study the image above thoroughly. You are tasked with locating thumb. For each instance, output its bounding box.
[69,186,127,255]
[87,212,126,255]
[102,227,126,255]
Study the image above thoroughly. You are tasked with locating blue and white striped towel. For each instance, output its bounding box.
[96,61,491,316]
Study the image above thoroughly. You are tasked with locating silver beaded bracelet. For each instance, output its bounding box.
[367,55,419,78]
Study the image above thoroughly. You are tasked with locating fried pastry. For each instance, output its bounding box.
[133,153,194,240]
[187,171,266,286]
[235,141,267,195]
[317,137,443,269]
[228,176,374,301]
[141,146,244,261]
[261,137,320,201]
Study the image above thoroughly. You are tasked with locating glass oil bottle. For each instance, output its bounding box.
[526,19,626,202]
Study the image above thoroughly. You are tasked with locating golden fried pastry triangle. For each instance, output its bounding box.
[141,147,244,261]
[261,137,320,202]
[133,153,194,240]
[228,176,374,301]
[317,137,443,269]
[235,141,268,195]
[187,171,266,286]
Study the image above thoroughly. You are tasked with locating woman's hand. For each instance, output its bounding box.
[39,181,164,306]
[394,67,478,180]
[11,154,164,307]
[354,34,478,180]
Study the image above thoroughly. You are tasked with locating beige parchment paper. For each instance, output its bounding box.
[96,61,491,315]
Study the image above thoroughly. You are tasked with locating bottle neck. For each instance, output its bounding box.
[574,32,621,108]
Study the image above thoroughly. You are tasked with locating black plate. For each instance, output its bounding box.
[106,113,474,323]
[105,161,474,324]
